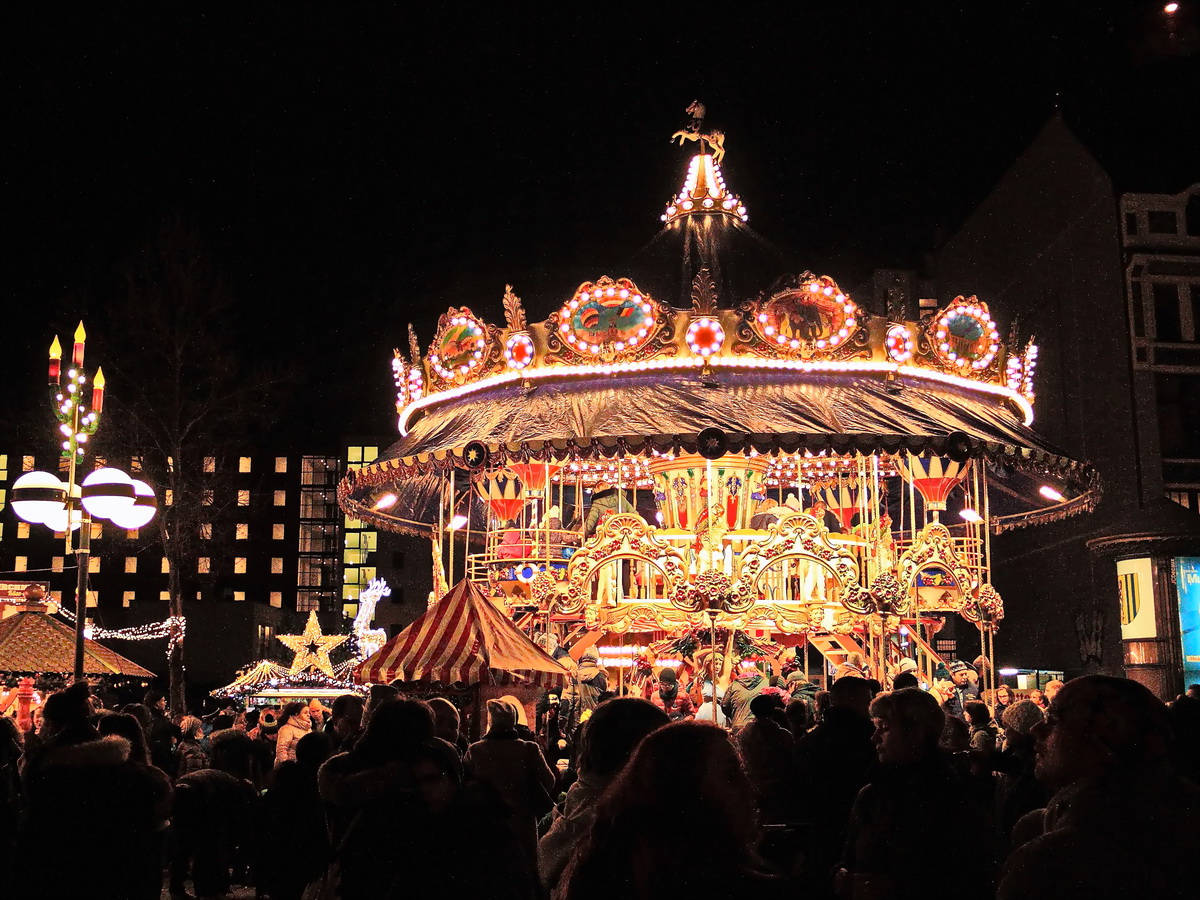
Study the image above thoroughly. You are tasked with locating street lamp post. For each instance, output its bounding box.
[10,323,157,683]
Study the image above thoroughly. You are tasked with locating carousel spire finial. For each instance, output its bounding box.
[663,103,746,225]
[502,284,527,332]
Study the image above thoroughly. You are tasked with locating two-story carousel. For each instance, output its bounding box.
[338,109,1099,695]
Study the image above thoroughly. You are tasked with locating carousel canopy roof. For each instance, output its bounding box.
[341,106,1097,535]
[0,607,154,678]
[354,579,570,688]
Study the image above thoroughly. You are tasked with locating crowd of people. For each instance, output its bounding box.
[0,672,1197,900]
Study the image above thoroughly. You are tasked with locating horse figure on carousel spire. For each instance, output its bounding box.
[670,99,726,163]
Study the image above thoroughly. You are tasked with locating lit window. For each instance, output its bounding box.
[126,529,140,540]
[198,558,210,574]
[86,590,98,608]
[159,590,170,601]
[363,446,378,462]
[200,523,212,539]
[90,522,102,540]
[275,457,288,473]
[274,490,286,506]
[15,557,27,572]
[236,523,249,540]
[204,457,216,473]
[238,490,250,506]
[22,456,35,472]
[17,522,30,539]
[234,591,246,602]
[167,457,174,472]
[273,524,285,540]
[239,456,252,473]
[125,557,137,574]
[271,558,283,574]
[234,557,247,574]
[165,490,173,506]
[270,591,283,608]
[52,556,64,573]
[202,490,213,506]
[123,591,135,607]
[161,558,170,573]
[130,456,143,473]
[88,557,100,574]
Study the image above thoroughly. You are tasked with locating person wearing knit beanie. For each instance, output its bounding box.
[1001,699,1045,736]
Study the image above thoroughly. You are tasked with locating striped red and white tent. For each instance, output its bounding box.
[353,579,570,688]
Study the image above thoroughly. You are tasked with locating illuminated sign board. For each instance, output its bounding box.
[1175,558,1200,688]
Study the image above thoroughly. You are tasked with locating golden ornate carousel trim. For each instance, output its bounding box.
[396,357,1036,436]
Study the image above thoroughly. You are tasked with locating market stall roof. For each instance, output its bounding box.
[0,607,154,678]
[354,579,571,688]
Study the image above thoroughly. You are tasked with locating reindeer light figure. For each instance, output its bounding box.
[353,577,391,661]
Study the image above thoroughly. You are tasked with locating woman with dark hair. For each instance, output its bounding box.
[992,684,1014,726]
[275,700,312,766]
[560,721,788,900]
[317,699,438,900]
[538,698,669,895]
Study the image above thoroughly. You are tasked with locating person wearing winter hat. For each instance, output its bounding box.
[574,646,608,718]
[943,659,981,720]
[142,688,177,777]
[649,667,695,721]
[464,697,555,872]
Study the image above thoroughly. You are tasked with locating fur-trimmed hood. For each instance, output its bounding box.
[39,735,131,769]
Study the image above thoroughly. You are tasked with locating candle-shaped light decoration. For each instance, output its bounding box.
[91,366,105,413]
[72,322,87,366]
[48,335,62,385]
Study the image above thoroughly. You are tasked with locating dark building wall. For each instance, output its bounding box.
[935,115,1132,675]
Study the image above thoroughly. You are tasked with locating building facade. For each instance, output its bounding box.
[933,117,1199,698]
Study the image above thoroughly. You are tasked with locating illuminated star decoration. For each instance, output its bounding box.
[277,611,349,677]
[464,441,487,468]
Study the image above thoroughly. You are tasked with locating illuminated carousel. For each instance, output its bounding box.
[339,107,1099,694]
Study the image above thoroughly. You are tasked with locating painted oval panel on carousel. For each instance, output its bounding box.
[747,274,861,355]
[931,297,1000,372]
[427,308,496,387]
[552,276,672,363]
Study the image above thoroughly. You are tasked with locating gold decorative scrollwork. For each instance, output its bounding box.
[557,513,688,617]
[737,513,862,611]
[897,522,977,615]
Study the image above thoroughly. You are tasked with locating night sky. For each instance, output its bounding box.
[3,4,1196,447]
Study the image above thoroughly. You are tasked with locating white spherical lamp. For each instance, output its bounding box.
[81,467,136,521]
[107,479,157,530]
[41,484,83,532]
[10,471,66,524]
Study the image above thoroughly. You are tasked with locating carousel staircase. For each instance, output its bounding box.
[892,622,949,685]
[807,631,872,681]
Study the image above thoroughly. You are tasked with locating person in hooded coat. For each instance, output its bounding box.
[464,698,556,874]
[722,668,767,730]
[573,647,608,720]
[20,683,165,900]
[583,482,634,537]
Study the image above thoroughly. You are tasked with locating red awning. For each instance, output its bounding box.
[354,580,570,688]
